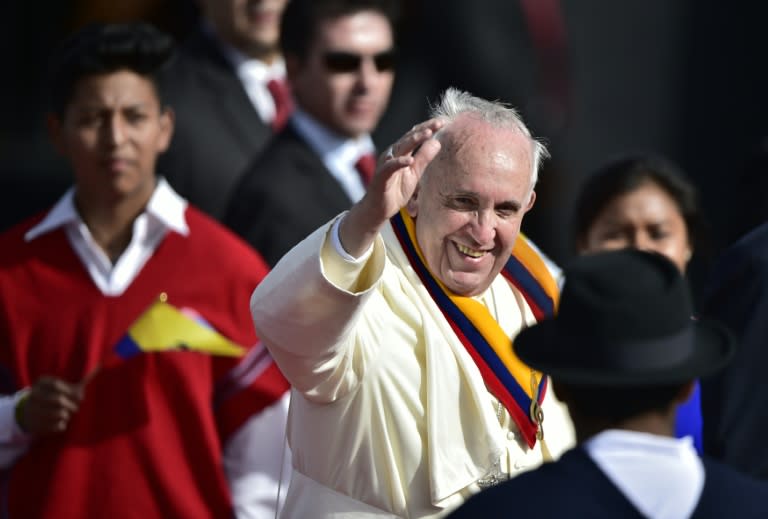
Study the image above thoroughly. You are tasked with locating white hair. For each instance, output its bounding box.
[429,87,549,192]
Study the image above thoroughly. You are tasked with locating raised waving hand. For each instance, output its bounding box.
[340,118,444,257]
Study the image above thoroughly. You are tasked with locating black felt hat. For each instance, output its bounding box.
[514,249,734,385]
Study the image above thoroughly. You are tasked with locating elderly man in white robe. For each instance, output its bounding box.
[250,87,575,518]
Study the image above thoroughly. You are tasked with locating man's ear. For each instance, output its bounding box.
[524,189,536,212]
[683,246,693,268]
[406,184,420,217]
[156,106,175,153]
[46,113,67,157]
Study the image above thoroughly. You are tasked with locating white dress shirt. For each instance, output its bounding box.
[2,178,290,519]
[291,108,376,203]
[205,22,287,125]
[585,429,705,519]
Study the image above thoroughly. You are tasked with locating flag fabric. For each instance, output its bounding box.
[113,298,245,359]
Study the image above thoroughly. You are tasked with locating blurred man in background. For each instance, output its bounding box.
[159,0,292,220]
[224,0,397,266]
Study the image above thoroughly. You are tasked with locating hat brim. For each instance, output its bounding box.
[514,318,735,386]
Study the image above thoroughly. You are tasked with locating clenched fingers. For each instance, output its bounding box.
[19,377,85,435]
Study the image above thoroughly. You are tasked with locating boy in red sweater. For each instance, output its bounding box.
[0,23,290,518]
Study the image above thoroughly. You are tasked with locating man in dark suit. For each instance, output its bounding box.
[699,221,768,479]
[448,249,768,518]
[224,0,398,266]
[158,0,292,220]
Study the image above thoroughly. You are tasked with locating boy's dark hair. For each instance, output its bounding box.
[47,22,176,116]
[572,154,703,252]
[280,0,400,61]
[556,381,688,424]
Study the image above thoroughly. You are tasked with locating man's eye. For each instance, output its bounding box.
[77,114,101,126]
[125,112,147,123]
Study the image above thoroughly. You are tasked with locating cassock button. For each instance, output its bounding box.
[507,431,516,441]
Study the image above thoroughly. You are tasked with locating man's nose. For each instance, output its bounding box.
[355,56,383,89]
[103,114,126,146]
[631,232,654,252]
[471,210,496,244]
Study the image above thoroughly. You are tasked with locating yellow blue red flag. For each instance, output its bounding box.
[113,297,245,359]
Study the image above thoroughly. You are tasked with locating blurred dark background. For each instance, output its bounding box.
[3,1,768,303]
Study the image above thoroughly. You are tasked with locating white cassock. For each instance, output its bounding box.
[250,214,575,518]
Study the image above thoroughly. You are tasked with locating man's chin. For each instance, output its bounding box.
[444,275,489,297]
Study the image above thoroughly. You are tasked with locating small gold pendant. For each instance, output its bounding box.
[529,373,545,441]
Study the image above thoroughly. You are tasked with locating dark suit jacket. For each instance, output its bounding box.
[701,221,768,478]
[223,123,355,266]
[447,446,768,518]
[158,26,274,220]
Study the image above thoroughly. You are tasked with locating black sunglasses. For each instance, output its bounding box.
[323,49,396,73]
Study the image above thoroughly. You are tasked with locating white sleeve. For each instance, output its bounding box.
[250,219,386,400]
[329,214,374,263]
[224,392,292,519]
[0,391,31,468]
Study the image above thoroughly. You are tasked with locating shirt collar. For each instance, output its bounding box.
[24,177,189,243]
[583,429,704,519]
[203,20,286,81]
[229,49,286,82]
[147,177,190,236]
[584,429,694,452]
[290,107,375,164]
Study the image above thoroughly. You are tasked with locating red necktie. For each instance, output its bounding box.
[355,153,376,187]
[266,78,293,131]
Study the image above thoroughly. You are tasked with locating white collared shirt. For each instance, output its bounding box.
[585,429,705,519]
[291,108,376,203]
[25,177,189,296]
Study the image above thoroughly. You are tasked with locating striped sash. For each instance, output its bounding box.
[391,209,559,448]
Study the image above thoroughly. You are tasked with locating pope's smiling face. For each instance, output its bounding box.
[406,114,536,297]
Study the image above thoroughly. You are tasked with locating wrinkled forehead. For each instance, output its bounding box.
[444,113,530,149]
[431,118,534,178]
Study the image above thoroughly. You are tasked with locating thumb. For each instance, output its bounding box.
[411,138,441,175]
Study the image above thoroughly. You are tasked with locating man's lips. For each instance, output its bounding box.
[454,242,488,259]
[102,157,132,171]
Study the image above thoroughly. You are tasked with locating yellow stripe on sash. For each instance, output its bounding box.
[512,234,561,309]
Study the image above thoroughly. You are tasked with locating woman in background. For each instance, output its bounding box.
[572,153,706,452]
